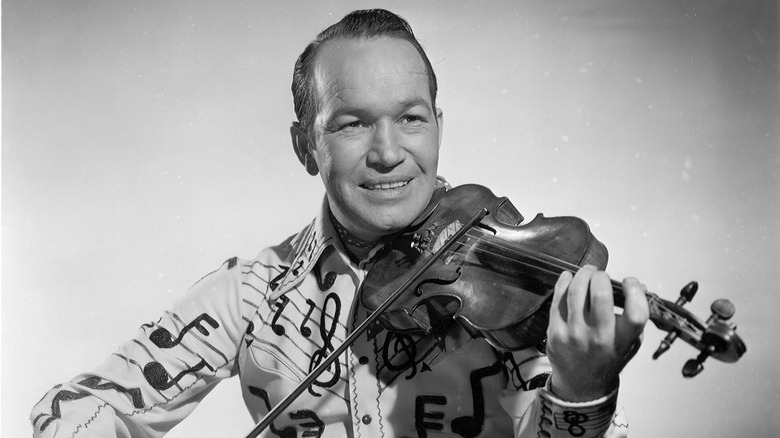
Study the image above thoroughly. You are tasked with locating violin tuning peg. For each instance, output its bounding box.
[676,281,698,306]
[682,344,716,378]
[653,331,678,360]
[682,357,705,378]
[710,299,735,321]
[655,281,700,361]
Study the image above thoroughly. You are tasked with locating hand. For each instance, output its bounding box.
[547,265,649,402]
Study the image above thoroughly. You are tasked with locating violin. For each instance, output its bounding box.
[359,183,746,372]
[245,183,746,437]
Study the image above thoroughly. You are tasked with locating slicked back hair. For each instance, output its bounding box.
[292,9,438,137]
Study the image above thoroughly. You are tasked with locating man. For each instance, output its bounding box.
[31,9,648,437]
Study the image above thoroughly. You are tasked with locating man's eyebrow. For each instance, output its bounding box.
[325,97,432,121]
[398,97,433,112]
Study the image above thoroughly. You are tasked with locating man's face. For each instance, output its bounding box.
[307,37,443,240]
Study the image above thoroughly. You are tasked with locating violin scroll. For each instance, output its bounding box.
[649,282,746,377]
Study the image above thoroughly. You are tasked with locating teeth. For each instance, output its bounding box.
[366,180,409,190]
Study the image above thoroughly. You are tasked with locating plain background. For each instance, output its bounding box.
[3,1,778,436]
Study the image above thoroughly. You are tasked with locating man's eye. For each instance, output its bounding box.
[341,120,366,130]
[400,115,422,124]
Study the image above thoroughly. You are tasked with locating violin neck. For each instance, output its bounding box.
[609,280,700,337]
[610,279,661,315]
[610,280,627,309]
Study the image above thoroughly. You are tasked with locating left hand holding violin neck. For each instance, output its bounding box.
[546,266,649,402]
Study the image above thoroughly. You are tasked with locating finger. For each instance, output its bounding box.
[587,270,615,330]
[550,270,573,326]
[567,265,596,323]
[616,277,650,348]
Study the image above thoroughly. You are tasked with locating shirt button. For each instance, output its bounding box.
[359,356,369,365]
[361,414,372,424]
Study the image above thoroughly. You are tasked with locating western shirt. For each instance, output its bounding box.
[31,186,627,438]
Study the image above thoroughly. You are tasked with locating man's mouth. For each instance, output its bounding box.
[361,179,411,190]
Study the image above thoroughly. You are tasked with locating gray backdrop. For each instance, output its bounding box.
[4,1,778,436]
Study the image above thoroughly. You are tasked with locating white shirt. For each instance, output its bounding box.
[32,188,627,438]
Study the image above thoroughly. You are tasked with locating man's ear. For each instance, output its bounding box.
[290,122,319,176]
[435,107,444,149]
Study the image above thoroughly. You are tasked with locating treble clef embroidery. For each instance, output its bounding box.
[307,292,341,396]
[381,331,419,380]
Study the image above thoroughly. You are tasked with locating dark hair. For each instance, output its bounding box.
[292,9,438,136]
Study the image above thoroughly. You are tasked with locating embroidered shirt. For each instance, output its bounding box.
[31,186,629,438]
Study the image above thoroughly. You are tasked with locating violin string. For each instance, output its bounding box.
[444,237,653,314]
[442,229,628,296]
[428,225,686,332]
[446,229,580,274]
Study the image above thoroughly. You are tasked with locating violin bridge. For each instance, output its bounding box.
[411,220,464,256]
[432,220,463,254]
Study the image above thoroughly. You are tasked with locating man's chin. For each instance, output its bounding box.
[368,214,421,238]
[348,214,409,240]
[346,196,431,238]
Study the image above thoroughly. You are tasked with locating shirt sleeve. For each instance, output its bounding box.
[30,258,247,438]
[498,347,629,438]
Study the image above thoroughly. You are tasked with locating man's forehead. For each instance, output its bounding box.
[312,37,432,107]
[315,36,426,69]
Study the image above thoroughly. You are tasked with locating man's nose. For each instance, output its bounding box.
[367,122,406,169]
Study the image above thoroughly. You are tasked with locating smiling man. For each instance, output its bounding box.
[32,9,648,438]
[293,35,443,244]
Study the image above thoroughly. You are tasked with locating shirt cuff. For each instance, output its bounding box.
[536,379,619,438]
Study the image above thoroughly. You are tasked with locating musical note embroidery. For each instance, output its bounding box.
[374,328,452,387]
[143,358,214,391]
[526,372,550,391]
[248,386,325,437]
[302,230,319,262]
[450,360,503,438]
[299,299,317,338]
[374,319,474,388]
[33,387,90,432]
[562,411,588,437]
[269,261,305,293]
[501,351,549,391]
[552,404,615,437]
[289,410,325,437]
[291,260,304,276]
[381,332,419,380]
[307,292,341,396]
[245,321,255,348]
[248,386,296,437]
[269,265,291,292]
[80,376,145,408]
[415,394,447,437]
[33,377,145,432]
[271,295,291,336]
[149,313,219,349]
[314,266,336,291]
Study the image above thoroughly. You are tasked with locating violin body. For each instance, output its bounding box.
[360,184,609,351]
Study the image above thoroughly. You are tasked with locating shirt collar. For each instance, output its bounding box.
[269,195,339,300]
